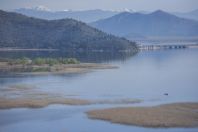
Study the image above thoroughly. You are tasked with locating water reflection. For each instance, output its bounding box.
[0,49,198,132]
[1,49,198,102]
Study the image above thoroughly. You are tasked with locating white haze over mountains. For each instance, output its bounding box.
[26,5,51,11]
[1,0,198,13]
[19,6,137,13]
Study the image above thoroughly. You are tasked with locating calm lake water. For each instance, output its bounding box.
[0,49,198,132]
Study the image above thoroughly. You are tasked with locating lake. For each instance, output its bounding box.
[0,48,198,132]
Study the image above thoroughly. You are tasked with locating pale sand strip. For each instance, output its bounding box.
[0,85,91,109]
[0,84,141,109]
[0,98,142,109]
[0,98,91,109]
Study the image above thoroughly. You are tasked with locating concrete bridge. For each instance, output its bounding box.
[138,44,198,51]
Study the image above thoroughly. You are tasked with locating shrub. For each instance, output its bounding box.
[67,58,80,64]
[45,58,59,66]
[7,57,31,65]
[60,58,79,64]
[20,57,31,65]
[33,58,46,65]
[6,57,80,65]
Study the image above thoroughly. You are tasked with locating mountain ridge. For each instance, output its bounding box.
[14,8,118,23]
[14,7,198,22]
[173,9,198,21]
[0,10,137,52]
[91,10,198,38]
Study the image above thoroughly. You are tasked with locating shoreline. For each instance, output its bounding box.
[87,102,198,128]
[0,62,119,75]
[0,48,58,51]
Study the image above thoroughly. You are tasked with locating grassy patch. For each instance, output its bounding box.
[6,57,80,66]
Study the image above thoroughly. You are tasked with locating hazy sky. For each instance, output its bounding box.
[0,0,198,12]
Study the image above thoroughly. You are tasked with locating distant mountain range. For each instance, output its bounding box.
[0,10,137,52]
[14,7,198,23]
[14,8,118,23]
[91,10,198,38]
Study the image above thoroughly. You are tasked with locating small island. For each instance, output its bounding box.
[0,84,142,109]
[0,57,118,75]
[87,103,198,128]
